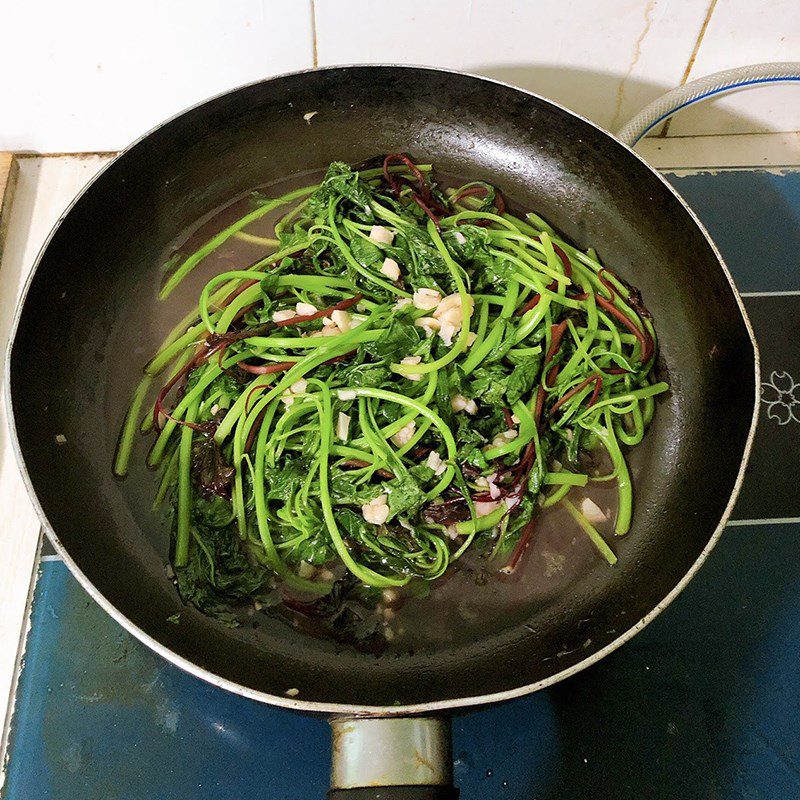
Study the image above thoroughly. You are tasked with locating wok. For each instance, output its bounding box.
[7,66,758,798]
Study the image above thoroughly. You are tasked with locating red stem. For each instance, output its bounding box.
[594,293,653,363]
[222,278,259,307]
[410,192,443,229]
[274,294,363,327]
[535,388,545,428]
[383,153,448,227]
[238,360,297,375]
[506,517,537,572]
[516,279,558,316]
[383,153,428,198]
[549,374,602,415]
[588,376,603,407]
[243,406,266,453]
[153,358,197,430]
[244,382,268,415]
[552,243,572,279]
[450,185,506,216]
[516,294,541,316]
[340,459,394,480]
[544,320,569,387]
[598,269,616,299]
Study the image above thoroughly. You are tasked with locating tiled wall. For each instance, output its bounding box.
[0,0,798,151]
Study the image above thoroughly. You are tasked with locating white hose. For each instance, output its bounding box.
[616,62,800,147]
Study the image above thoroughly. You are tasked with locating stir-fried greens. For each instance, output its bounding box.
[116,155,667,628]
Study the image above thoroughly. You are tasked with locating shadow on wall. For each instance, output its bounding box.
[473,64,759,137]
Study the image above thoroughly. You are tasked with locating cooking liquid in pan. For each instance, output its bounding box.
[109,169,650,654]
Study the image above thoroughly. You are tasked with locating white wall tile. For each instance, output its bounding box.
[0,1,314,152]
[668,0,800,136]
[314,0,712,135]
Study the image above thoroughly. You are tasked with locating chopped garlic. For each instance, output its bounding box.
[290,378,307,394]
[433,293,461,319]
[440,305,463,328]
[297,560,316,578]
[438,320,456,346]
[475,476,490,489]
[415,316,440,337]
[380,257,401,281]
[487,474,501,499]
[475,500,501,517]
[362,495,390,525]
[580,497,607,524]
[285,687,300,697]
[295,302,317,316]
[391,421,416,447]
[322,316,333,326]
[330,309,352,331]
[511,413,521,424]
[336,412,351,442]
[466,331,478,347]
[426,451,447,476]
[413,288,442,310]
[434,292,473,319]
[451,394,478,415]
[491,428,518,448]
[394,298,413,310]
[281,393,295,406]
[337,389,357,401]
[369,225,395,244]
[400,355,423,381]
[453,231,467,245]
[272,309,297,323]
[321,324,340,336]
[382,587,402,605]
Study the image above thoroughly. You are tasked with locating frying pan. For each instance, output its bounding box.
[7,66,758,798]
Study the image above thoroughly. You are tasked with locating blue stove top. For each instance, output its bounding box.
[4,168,799,800]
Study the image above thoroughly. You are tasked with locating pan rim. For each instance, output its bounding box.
[4,63,760,715]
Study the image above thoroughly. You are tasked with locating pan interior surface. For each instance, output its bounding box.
[9,67,755,709]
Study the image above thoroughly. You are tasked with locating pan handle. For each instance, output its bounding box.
[327,790,458,799]
[327,716,459,799]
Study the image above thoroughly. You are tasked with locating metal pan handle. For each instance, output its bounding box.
[328,717,458,799]
[327,789,458,799]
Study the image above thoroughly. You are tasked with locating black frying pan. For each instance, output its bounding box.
[7,66,758,798]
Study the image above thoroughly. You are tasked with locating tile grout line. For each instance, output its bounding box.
[660,0,719,138]
[14,151,120,160]
[609,0,656,133]
[657,130,800,140]
[740,290,800,297]
[0,530,43,781]
[310,0,319,69]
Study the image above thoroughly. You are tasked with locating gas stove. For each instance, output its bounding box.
[3,166,799,800]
